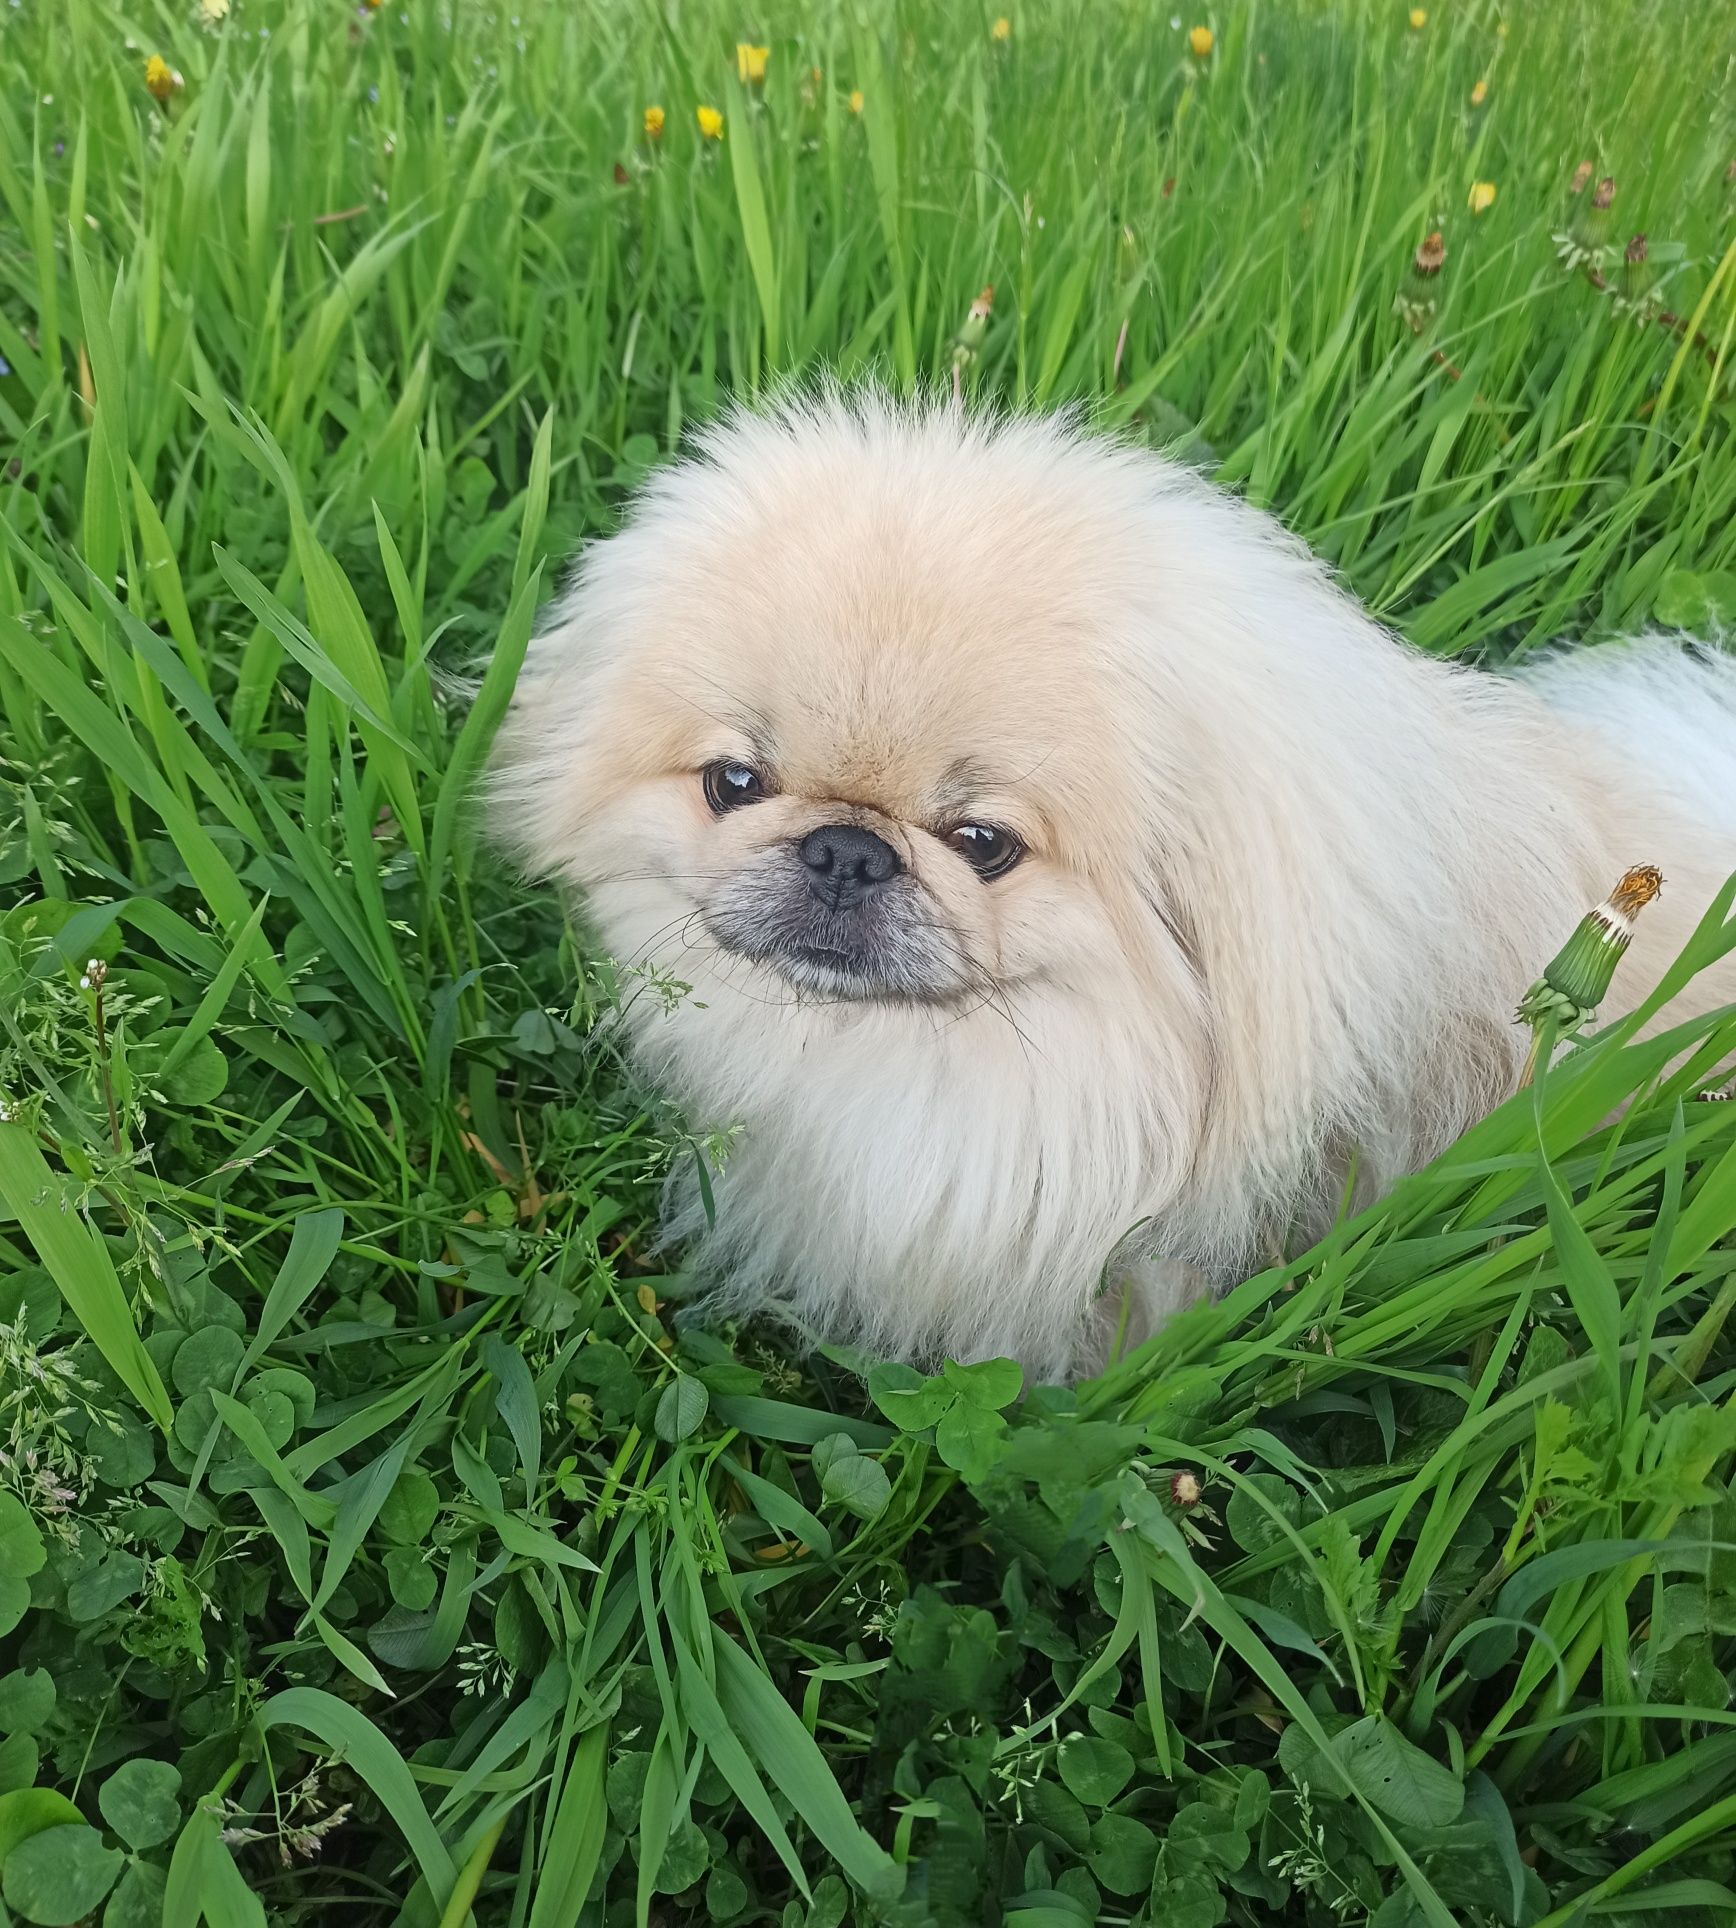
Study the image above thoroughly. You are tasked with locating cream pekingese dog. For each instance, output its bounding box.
[490,391,1736,1379]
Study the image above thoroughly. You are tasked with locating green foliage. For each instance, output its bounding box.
[0,0,1734,1921]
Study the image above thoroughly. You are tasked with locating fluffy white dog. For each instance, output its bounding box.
[490,392,1736,1378]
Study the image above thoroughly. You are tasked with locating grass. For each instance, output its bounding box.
[0,0,1734,1922]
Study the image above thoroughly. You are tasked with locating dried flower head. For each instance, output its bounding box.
[1188,24,1214,55]
[1570,160,1594,195]
[1591,175,1616,209]
[696,103,724,139]
[736,43,769,84]
[1624,231,1647,265]
[1413,229,1446,275]
[1171,1469,1203,1507]
[644,104,665,138]
[1467,180,1497,215]
[1517,864,1663,1040]
[1608,865,1664,918]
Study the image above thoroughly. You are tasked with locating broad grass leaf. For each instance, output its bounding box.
[256,1689,455,1901]
[243,1209,344,1371]
[483,1336,542,1491]
[711,1633,903,1903]
[527,1722,609,1928]
[0,1126,172,1431]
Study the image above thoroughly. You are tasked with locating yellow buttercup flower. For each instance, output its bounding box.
[1409,7,1426,26]
[1467,179,1496,214]
[696,103,724,140]
[849,89,864,114]
[736,43,769,84]
[991,16,1011,41]
[644,104,665,138]
[1188,24,1213,56]
[1469,78,1487,105]
[143,54,179,102]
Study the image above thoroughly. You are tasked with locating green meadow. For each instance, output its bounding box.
[1,0,1735,1921]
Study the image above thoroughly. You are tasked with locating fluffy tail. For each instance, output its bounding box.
[1517,637,1736,833]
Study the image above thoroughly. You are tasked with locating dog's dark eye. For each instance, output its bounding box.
[947,823,1023,880]
[703,760,769,813]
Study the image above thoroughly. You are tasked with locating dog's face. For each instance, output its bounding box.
[500,403,1173,1026]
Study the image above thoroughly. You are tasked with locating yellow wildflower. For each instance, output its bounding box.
[1467,179,1496,214]
[1408,7,1426,26]
[696,103,724,140]
[1188,24,1213,56]
[849,88,864,114]
[991,16,1011,41]
[644,104,665,138]
[199,0,229,21]
[143,55,179,102]
[1469,78,1487,105]
[736,43,769,84]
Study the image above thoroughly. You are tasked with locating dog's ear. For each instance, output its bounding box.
[484,556,620,883]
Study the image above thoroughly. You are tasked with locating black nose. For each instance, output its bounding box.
[798,824,901,907]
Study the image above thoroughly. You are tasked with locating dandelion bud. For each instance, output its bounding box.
[951,284,995,371]
[1170,1469,1203,1507]
[1591,176,1616,210]
[1570,160,1594,195]
[1624,232,1647,265]
[1517,865,1663,1037]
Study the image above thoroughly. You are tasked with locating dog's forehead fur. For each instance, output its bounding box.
[587,400,1147,834]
